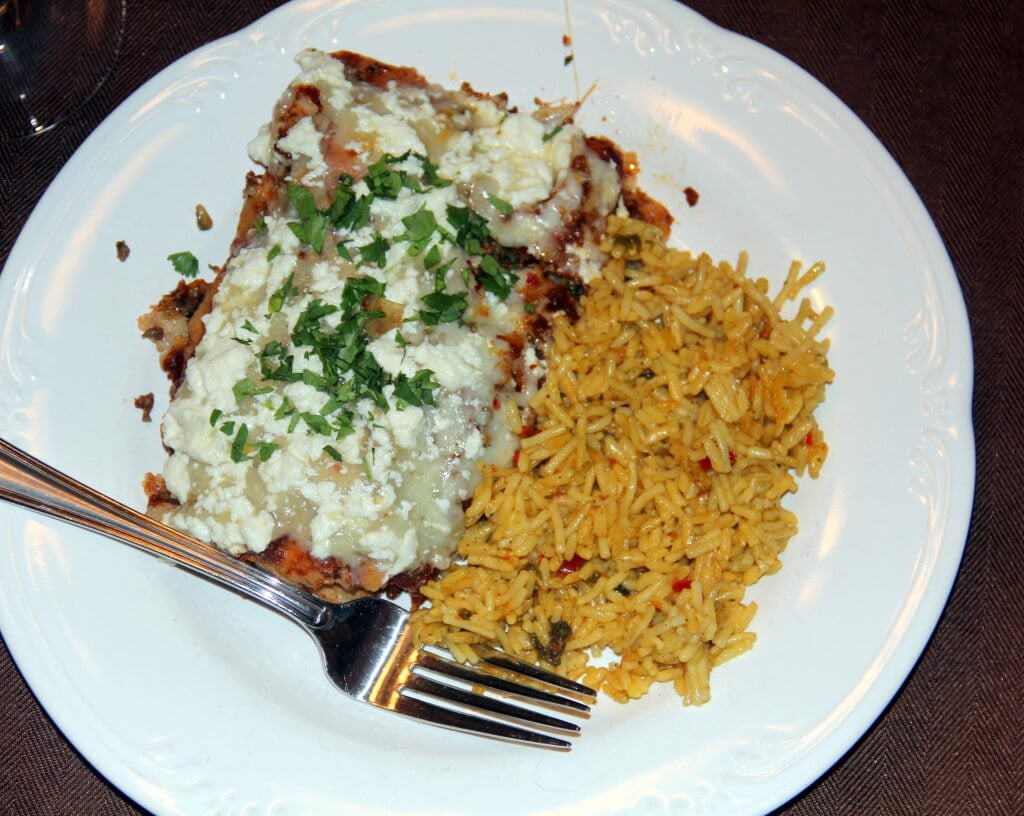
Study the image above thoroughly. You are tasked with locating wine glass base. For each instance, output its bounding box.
[0,0,127,142]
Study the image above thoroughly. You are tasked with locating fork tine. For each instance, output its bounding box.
[415,651,591,713]
[474,644,598,699]
[391,692,572,749]
[404,672,581,733]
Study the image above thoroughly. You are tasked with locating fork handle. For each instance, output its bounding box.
[0,438,330,628]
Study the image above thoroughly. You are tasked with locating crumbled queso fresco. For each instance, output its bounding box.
[155,49,623,592]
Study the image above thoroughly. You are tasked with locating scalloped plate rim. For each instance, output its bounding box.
[0,1,974,815]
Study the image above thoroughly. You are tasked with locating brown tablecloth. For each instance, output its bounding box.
[1,1,1020,814]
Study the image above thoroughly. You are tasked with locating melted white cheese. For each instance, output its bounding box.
[161,49,623,587]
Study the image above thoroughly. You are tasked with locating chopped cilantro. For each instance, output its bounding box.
[288,212,329,253]
[266,274,394,422]
[256,442,278,462]
[286,184,330,252]
[230,424,250,462]
[328,184,354,222]
[477,254,518,299]
[365,152,411,199]
[542,125,563,143]
[334,410,356,438]
[226,159,497,452]
[273,396,295,420]
[292,298,339,337]
[272,399,292,419]
[259,350,302,383]
[337,194,372,232]
[485,193,514,216]
[418,290,467,326]
[261,339,286,358]
[399,208,439,256]
[330,176,373,232]
[363,150,464,199]
[209,409,222,427]
[358,232,391,268]
[340,276,386,311]
[423,244,442,270]
[301,370,329,389]
[446,205,491,255]
[267,272,297,315]
[524,301,536,313]
[393,369,440,407]
[287,184,318,220]
[232,378,273,402]
[412,152,452,188]
[167,251,199,279]
[300,411,332,435]
[317,398,340,418]
[428,259,455,293]
[253,214,267,236]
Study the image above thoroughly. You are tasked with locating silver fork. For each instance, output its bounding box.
[0,439,596,749]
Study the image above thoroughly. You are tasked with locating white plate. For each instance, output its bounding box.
[0,1,974,814]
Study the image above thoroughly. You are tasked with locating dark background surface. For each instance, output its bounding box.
[1,1,1021,814]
